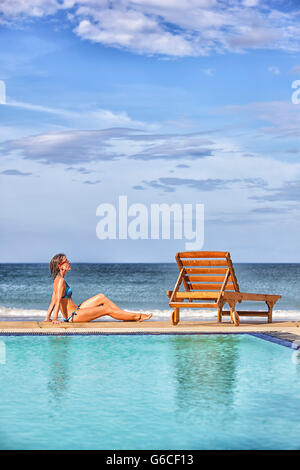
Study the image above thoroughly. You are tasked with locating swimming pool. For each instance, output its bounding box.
[0,334,299,450]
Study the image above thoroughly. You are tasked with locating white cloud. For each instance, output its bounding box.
[6,99,78,117]
[242,0,260,6]
[291,65,300,75]
[0,129,217,165]
[74,13,196,57]
[1,0,300,57]
[0,0,62,17]
[222,100,300,139]
[2,125,299,197]
[202,68,215,76]
[5,98,147,128]
[268,66,280,75]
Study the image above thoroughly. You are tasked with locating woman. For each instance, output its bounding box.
[45,253,152,324]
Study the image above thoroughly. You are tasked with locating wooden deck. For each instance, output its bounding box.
[0,320,299,337]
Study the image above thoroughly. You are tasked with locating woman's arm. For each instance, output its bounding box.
[45,290,56,322]
[51,278,65,324]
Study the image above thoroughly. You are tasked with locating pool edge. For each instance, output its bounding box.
[0,329,299,349]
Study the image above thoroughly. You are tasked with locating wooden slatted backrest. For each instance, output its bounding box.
[175,251,240,293]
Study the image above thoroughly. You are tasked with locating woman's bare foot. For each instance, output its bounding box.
[137,313,152,322]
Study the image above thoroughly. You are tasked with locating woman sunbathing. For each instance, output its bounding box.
[45,253,152,324]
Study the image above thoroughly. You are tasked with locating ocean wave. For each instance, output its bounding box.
[134,309,300,321]
[0,305,299,322]
[0,306,47,318]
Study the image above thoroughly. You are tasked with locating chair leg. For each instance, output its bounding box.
[266,301,274,323]
[172,308,180,326]
[228,300,240,326]
[217,307,222,323]
[217,300,225,323]
[231,308,240,326]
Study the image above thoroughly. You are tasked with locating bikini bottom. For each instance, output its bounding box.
[64,304,81,322]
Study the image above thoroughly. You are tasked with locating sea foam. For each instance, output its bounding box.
[0,305,299,322]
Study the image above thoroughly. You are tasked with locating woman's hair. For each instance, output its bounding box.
[49,253,66,279]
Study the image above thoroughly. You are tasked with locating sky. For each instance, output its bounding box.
[0,0,300,263]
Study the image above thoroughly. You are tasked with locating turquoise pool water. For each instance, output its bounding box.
[0,334,299,450]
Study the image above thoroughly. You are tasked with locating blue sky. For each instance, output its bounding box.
[1,0,300,262]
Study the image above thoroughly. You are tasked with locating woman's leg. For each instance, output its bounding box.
[79,294,129,313]
[73,294,151,322]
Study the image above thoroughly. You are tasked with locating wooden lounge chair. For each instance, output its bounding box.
[166,251,281,326]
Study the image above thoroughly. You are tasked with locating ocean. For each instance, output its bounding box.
[0,263,299,322]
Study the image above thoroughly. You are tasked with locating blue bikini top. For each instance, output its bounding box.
[58,274,72,299]
[62,281,72,299]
